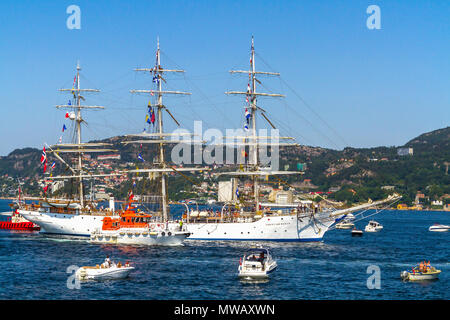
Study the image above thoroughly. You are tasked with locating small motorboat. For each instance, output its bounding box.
[351,227,363,237]
[401,262,441,281]
[364,220,383,232]
[76,258,134,281]
[345,213,355,221]
[335,220,355,229]
[238,248,277,280]
[428,223,450,232]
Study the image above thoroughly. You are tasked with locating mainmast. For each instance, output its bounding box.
[225,37,297,210]
[129,38,193,223]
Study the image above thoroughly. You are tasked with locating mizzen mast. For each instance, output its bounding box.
[224,37,298,209]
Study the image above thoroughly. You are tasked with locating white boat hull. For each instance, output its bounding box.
[401,270,441,281]
[76,266,134,280]
[365,226,383,232]
[186,212,339,242]
[429,225,450,232]
[18,209,115,237]
[238,262,277,279]
[91,227,190,246]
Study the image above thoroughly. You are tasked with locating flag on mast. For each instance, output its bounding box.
[62,124,67,132]
[245,108,251,124]
[40,147,47,164]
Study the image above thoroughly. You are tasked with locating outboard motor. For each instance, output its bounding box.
[400,271,410,281]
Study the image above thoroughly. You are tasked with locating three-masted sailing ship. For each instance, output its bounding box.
[184,37,401,241]
[18,63,120,236]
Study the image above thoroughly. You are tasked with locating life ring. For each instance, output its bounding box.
[150,224,155,230]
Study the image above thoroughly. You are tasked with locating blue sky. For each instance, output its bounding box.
[0,0,449,156]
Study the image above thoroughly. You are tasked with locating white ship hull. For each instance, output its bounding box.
[186,212,340,242]
[90,227,189,246]
[18,209,114,237]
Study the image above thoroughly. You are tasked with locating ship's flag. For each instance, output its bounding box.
[245,108,251,124]
[58,136,62,144]
[40,147,47,164]
[244,123,249,132]
[73,75,77,86]
[235,188,239,199]
[51,162,56,170]
[68,100,71,106]
[138,153,144,162]
[62,124,67,132]
[43,161,47,173]
[149,106,155,124]
[247,83,251,93]
[43,185,48,193]
[150,90,154,96]
[153,76,158,84]
[65,112,69,118]
[145,114,150,124]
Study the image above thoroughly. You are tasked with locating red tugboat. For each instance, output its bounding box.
[0,209,40,231]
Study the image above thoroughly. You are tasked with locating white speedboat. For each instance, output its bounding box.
[365,220,383,232]
[238,248,277,279]
[335,220,355,229]
[401,263,441,281]
[428,223,450,232]
[76,261,134,281]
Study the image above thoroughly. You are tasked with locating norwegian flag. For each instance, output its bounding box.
[40,147,47,164]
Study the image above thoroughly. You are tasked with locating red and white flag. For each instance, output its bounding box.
[40,147,47,164]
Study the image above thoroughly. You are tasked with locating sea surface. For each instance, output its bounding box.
[0,199,448,300]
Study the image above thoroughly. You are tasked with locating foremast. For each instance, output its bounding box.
[50,63,115,207]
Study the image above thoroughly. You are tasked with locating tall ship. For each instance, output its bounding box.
[184,38,400,242]
[18,64,120,236]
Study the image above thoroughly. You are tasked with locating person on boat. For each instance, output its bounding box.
[179,220,183,231]
[259,252,265,263]
[125,261,130,267]
[104,256,111,268]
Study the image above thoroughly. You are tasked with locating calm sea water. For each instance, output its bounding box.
[0,199,448,300]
